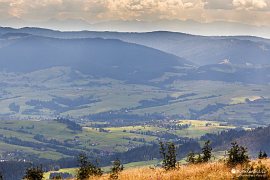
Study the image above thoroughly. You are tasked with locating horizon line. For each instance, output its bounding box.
[1,26,270,40]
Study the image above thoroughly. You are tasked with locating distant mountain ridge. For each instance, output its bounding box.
[1,27,270,66]
[0,34,191,83]
[1,27,270,84]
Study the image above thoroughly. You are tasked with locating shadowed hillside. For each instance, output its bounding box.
[0,35,190,83]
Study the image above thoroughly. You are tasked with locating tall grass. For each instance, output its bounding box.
[89,159,270,180]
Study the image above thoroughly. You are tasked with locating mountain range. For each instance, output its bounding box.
[1,27,270,84]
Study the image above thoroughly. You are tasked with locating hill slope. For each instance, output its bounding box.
[0,35,190,83]
[87,160,270,180]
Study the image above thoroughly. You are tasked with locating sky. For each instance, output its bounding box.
[0,0,270,37]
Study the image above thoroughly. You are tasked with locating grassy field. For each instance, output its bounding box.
[44,151,229,179]
[176,120,234,138]
[43,159,160,179]
[0,119,234,161]
[0,68,270,127]
[88,159,270,180]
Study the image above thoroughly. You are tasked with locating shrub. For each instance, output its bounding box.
[23,166,44,180]
[227,142,249,167]
[76,153,102,180]
[109,159,124,180]
[186,152,196,164]
[186,140,212,164]
[258,150,268,159]
[202,140,212,162]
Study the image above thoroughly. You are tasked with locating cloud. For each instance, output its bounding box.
[0,0,270,29]
[233,0,268,10]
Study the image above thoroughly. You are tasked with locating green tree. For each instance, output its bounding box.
[202,140,212,162]
[159,142,177,171]
[159,142,167,168]
[76,153,102,180]
[196,154,203,164]
[227,142,249,167]
[262,151,268,159]
[109,159,124,180]
[23,166,44,180]
[186,152,196,164]
[259,151,268,159]
[259,150,264,159]
[166,142,177,170]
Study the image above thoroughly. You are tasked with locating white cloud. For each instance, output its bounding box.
[0,0,270,29]
[233,0,268,10]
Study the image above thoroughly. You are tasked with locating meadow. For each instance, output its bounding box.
[0,119,234,161]
[89,159,270,180]
[0,68,269,127]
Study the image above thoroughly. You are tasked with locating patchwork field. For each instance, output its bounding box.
[0,119,234,162]
[0,68,269,127]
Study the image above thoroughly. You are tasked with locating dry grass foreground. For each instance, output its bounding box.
[88,159,270,180]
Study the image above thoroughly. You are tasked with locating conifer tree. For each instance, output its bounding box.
[202,140,212,162]
[196,154,203,164]
[227,142,249,166]
[23,165,44,180]
[186,152,196,164]
[109,159,124,180]
[259,150,264,159]
[76,153,102,180]
[262,151,268,159]
[159,142,177,170]
[166,142,177,170]
[159,142,167,169]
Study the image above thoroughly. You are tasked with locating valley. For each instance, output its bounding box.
[0,68,269,127]
[0,118,233,162]
[0,27,270,179]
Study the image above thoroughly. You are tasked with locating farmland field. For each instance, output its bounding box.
[0,119,234,161]
[0,69,269,127]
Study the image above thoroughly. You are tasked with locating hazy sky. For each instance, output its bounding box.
[0,0,270,36]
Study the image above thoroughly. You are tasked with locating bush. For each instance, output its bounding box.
[76,153,102,180]
[23,166,44,180]
[202,140,212,162]
[227,142,249,167]
[186,140,212,164]
[186,152,196,164]
[258,150,268,159]
[109,159,124,180]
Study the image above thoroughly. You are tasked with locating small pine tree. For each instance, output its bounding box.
[23,165,44,180]
[76,153,103,180]
[262,151,268,159]
[227,142,249,167]
[259,150,264,159]
[202,140,212,162]
[159,142,167,169]
[186,152,196,164]
[166,142,177,170]
[159,142,177,171]
[196,154,203,164]
[109,159,124,180]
